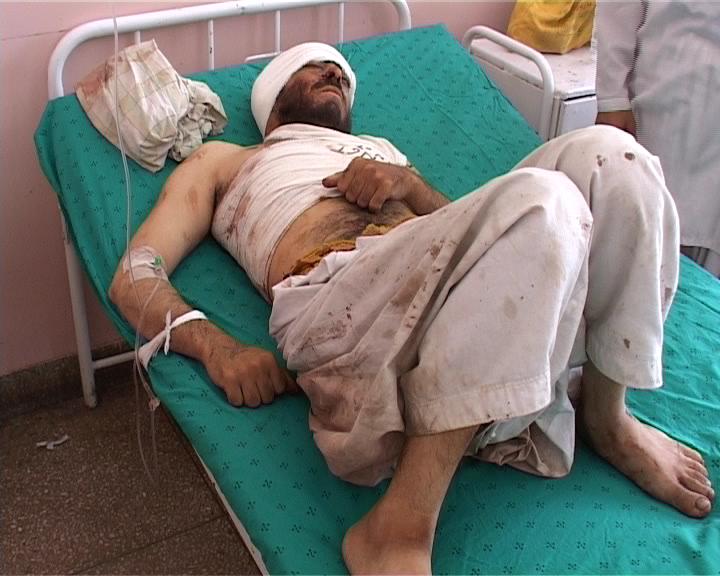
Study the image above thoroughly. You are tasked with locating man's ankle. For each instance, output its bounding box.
[581,362,629,422]
[367,499,436,548]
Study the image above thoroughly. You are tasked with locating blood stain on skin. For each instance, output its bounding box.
[185,148,208,165]
[186,186,199,210]
[624,152,636,161]
[596,155,606,167]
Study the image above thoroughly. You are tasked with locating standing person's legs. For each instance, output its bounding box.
[516,125,714,516]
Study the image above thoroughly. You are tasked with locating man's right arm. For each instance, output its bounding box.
[109,141,295,407]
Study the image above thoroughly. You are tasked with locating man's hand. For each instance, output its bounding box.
[322,157,432,213]
[202,332,298,407]
[596,110,637,137]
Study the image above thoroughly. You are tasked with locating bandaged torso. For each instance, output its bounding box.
[211,124,408,295]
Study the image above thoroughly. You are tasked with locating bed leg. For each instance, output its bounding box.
[61,215,97,408]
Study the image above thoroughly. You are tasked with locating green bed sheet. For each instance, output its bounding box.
[36,25,719,574]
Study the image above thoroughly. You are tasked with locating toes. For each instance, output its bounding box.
[681,472,715,500]
[693,495,713,516]
[679,444,704,464]
[671,483,713,518]
[684,456,709,477]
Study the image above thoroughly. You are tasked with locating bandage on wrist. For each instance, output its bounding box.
[137,310,208,369]
[123,246,169,282]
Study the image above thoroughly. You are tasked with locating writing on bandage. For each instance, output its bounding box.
[138,310,207,369]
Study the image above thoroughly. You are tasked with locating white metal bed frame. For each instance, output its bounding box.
[48,4,557,409]
[47,0,412,408]
[462,25,555,141]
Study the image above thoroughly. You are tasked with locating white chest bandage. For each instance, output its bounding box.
[138,310,207,369]
[211,124,408,295]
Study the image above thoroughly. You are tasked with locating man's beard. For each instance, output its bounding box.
[273,79,352,133]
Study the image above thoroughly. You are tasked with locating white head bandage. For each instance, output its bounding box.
[251,42,356,136]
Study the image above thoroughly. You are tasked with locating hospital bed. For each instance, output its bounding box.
[35,1,719,573]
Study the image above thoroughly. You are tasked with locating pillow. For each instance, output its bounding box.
[76,39,227,172]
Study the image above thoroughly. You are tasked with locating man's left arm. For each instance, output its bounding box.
[322,157,449,215]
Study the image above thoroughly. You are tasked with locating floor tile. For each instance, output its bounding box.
[79,517,260,575]
[0,374,256,574]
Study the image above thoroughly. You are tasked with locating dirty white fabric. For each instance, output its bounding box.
[594,1,720,271]
[515,126,679,390]
[250,42,356,135]
[76,40,227,172]
[269,125,679,485]
[211,124,407,296]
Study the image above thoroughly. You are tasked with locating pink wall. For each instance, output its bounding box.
[0,1,513,377]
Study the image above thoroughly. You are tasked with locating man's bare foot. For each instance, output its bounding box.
[581,409,715,517]
[342,503,432,575]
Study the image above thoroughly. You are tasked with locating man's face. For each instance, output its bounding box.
[270,60,352,133]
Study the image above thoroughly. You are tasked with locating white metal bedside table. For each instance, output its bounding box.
[464,26,597,141]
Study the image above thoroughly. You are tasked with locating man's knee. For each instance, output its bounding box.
[505,168,593,248]
[512,167,590,216]
[558,124,647,163]
[577,123,636,146]
[570,125,670,211]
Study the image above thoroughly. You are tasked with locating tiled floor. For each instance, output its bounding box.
[1,365,261,575]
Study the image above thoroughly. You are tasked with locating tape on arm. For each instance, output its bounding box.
[123,246,169,282]
[138,310,208,369]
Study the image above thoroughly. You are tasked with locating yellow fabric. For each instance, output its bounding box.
[507,0,596,54]
[288,221,412,277]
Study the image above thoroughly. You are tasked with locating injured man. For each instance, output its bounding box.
[110,43,715,574]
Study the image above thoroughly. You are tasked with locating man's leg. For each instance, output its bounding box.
[581,361,714,517]
[343,425,477,575]
[277,168,592,486]
[516,125,715,516]
[341,170,593,574]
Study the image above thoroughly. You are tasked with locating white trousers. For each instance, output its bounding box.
[269,126,679,485]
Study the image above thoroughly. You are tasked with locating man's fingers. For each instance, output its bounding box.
[257,378,276,404]
[368,181,393,212]
[269,366,287,396]
[322,172,342,188]
[367,193,384,213]
[224,384,245,407]
[240,380,262,408]
[353,178,375,208]
[337,157,367,199]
